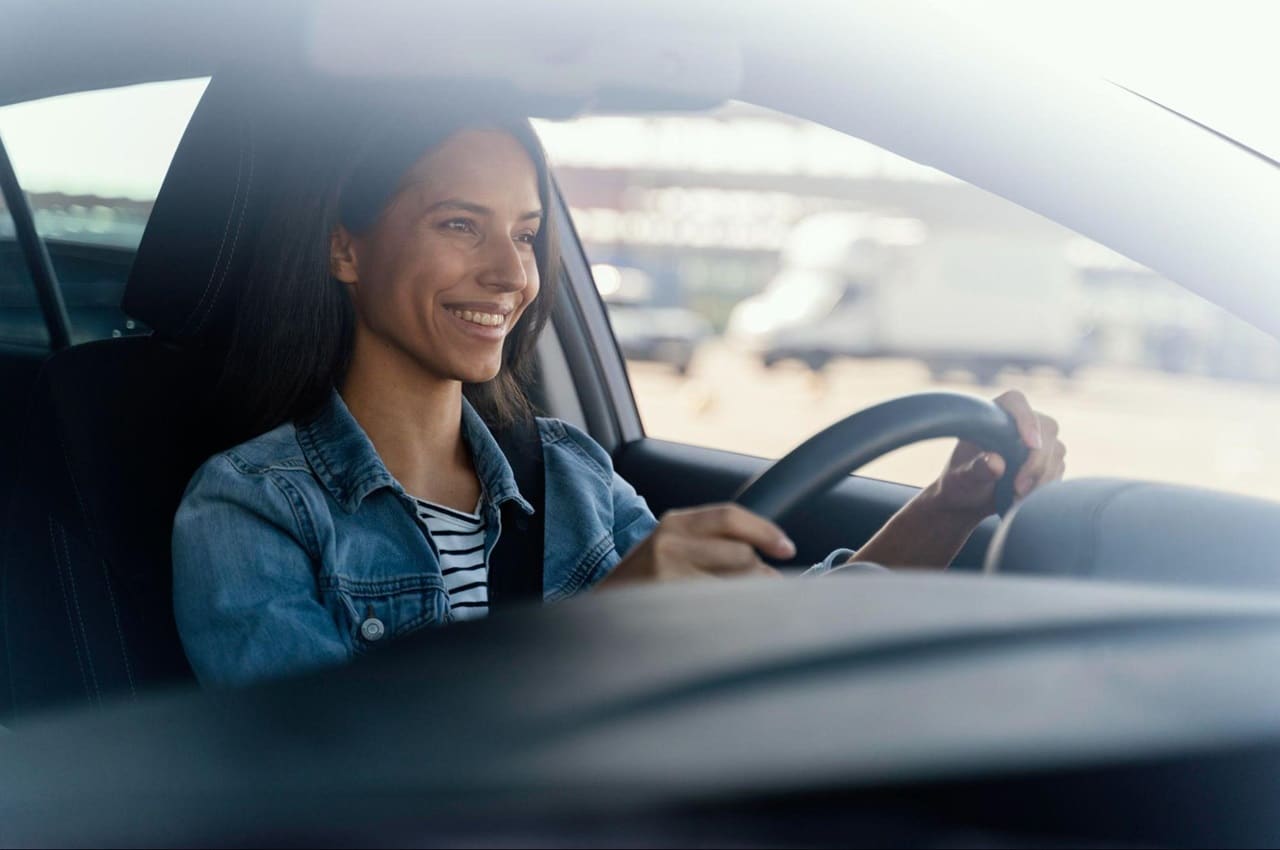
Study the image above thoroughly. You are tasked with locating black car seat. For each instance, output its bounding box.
[0,77,291,721]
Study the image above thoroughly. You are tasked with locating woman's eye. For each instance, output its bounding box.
[515,231,538,246]
[441,218,476,235]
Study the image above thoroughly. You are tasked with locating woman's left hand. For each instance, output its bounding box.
[925,390,1066,521]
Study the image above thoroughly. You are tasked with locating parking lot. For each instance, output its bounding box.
[627,342,1280,503]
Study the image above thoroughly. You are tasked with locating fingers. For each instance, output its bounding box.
[992,391,1067,499]
[634,503,794,584]
[969,451,1005,481]
[1013,413,1064,497]
[676,537,782,578]
[669,503,796,560]
[995,390,1043,450]
[1036,441,1067,489]
[949,450,1004,496]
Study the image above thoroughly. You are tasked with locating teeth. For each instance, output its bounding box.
[451,309,505,328]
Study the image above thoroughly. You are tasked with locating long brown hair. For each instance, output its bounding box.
[217,103,559,441]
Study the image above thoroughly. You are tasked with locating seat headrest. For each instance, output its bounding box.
[122,76,276,349]
[122,75,543,351]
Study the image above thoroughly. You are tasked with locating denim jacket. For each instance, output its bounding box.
[173,390,856,688]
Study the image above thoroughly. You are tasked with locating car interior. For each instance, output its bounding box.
[4,59,1280,726]
[0,74,996,721]
[4,6,1280,845]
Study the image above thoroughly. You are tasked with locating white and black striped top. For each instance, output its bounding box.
[412,497,489,621]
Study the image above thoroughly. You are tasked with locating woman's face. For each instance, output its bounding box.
[332,129,543,385]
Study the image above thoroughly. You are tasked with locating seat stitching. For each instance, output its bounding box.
[56,411,93,539]
[192,120,255,336]
[46,393,97,674]
[98,555,136,699]
[54,420,134,695]
[48,517,93,707]
[58,522,100,705]
[178,115,247,337]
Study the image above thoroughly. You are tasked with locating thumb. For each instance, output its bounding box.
[958,451,1004,483]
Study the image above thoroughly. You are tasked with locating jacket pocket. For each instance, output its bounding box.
[320,573,451,653]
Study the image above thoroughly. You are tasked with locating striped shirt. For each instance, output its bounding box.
[412,497,489,621]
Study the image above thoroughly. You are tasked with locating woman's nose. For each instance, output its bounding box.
[478,235,529,291]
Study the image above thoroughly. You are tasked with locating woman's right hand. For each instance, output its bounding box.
[596,504,794,589]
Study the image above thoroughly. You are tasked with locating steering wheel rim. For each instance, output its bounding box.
[733,392,1030,523]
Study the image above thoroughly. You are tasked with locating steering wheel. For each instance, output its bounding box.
[733,392,1030,522]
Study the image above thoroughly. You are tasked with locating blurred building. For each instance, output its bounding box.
[537,102,1280,381]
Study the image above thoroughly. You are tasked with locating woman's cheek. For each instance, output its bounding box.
[523,261,541,300]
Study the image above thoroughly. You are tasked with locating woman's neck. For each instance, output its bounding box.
[339,334,480,512]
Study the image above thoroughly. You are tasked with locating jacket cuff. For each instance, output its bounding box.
[802,548,892,577]
[802,548,857,576]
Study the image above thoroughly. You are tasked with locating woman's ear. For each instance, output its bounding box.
[330,224,360,285]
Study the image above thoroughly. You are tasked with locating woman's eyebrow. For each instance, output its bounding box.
[423,198,544,221]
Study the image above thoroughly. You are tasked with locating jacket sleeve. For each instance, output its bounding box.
[553,421,871,576]
[553,421,658,562]
[172,454,350,688]
[608,465,661,563]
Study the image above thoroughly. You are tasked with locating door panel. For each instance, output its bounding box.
[613,437,998,571]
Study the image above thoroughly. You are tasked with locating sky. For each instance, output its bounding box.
[0,77,209,200]
[0,2,1275,199]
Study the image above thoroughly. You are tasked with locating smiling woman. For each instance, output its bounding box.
[168,96,800,686]
[217,109,560,440]
[169,89,1064,688]
[334,133,547,402]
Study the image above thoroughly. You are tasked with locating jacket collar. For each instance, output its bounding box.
[296,389,533,516]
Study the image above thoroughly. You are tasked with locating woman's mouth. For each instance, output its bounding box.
[448,308,507,328]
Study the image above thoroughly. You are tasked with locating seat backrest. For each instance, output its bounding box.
[0,339,224,718]
[0,345,46,483]
[0,77,280,722]
[0,74,501,720]
[0,230,55,495]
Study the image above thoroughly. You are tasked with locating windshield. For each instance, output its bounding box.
[930,0,1280,163]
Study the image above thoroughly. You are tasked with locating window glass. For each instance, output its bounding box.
[0,191,46,347]
[536,103,1280,501]
[0,78,208,344]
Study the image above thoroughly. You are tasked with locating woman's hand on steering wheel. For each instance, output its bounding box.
[928,390,1066,521]
[596,504,792,589]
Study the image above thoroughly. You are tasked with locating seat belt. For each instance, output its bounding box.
[488,416,545,611]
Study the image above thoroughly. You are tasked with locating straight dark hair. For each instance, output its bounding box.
[216,106,559,442]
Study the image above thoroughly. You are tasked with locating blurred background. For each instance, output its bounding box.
[535,100,1280,498]
[2,0,1278,500]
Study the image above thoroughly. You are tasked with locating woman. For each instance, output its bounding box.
[173,107,1066,688]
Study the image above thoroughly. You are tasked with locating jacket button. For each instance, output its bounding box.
[360,617,386,641]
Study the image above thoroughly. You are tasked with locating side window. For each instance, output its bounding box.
[0,192,46,347]
[536,103,1280,502]
[0,79,208,345]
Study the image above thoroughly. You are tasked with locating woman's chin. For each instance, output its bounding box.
[458,364,503,386]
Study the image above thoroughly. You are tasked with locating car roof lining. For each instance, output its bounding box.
[0,1,738,114]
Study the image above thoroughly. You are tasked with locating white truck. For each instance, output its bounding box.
[727,212,1089,383]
